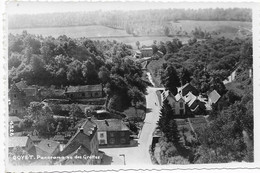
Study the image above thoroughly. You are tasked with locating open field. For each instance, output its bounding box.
[9,25,131,38]
[9,20,251,49]
[170,20,251,33]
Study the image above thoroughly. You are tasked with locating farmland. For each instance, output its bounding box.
[9,20,251,49]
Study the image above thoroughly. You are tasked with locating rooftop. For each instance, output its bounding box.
[66,84,102,93]
[93,119,129,131]
[208,90,221,104]
[9,136,29,148]
[37,140,60,155]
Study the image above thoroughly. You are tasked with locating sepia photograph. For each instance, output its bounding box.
[3,0,259,172]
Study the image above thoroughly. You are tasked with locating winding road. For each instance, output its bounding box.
[100,72,163,165]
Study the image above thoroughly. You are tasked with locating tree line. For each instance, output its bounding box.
[9,8,251,29]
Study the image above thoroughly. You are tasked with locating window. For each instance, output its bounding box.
[120,132,125,137]
[120,138,126,144]
[100,139,105,145]
[100,133,104,138]
[109,138,115,144]
[110,132,115,137]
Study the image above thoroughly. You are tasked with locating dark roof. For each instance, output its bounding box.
[93,119,129,131]
[23,88,37,97]
[59,119,97,157]
[37,140,60,155]
[66,84,102,93]
[29,135,42,142]
[60,145,91,165]
[179,83,199,97]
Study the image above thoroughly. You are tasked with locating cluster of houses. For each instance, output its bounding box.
[160,83,221,116]
[151,83,221,164]
[8,79,133,165]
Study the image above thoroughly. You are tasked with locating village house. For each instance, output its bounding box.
[58,117,100,165]
[9,136,34,152]
[140,47,153,58]
[161,90,186,116]
[64,84,103,100]
[28,139,60,158]
[93,119,130,146]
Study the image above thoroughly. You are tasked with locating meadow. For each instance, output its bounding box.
[9,20,252,49]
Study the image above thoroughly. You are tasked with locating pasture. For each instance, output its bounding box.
[9,20,252,49]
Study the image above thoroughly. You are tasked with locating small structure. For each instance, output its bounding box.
[208,90,221,105]
[93,119,130,146]
[9,136,34,152]
[64,84,103,99]
[140,47,153,58]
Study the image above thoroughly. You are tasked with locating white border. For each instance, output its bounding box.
[1,0,260,172]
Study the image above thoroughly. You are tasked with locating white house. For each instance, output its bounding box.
[161,90,185,115]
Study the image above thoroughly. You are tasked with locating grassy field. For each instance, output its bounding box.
[168,20,252,39]
[9,25,131,38]
[9,21,251,51]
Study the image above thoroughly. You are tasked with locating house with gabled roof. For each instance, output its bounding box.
[9,136,34,152]
[58,117,99,165]
[93,119,130,146]
[64,84,103,99]
[28,140,60,158]
[161,90,186,116]
[178,83,199,97]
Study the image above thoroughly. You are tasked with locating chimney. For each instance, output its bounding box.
[79,127,84,132]
[105,119,109,126]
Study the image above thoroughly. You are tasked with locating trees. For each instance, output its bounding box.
[157,100,180,144]
[136,41,140,49]
[160,64,181,95]
[164,26,170,36]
